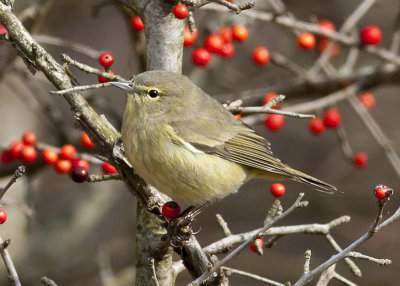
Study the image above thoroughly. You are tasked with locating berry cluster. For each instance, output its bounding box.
[261,90,376,168]
[1,131,38,163]
[98,52,115,83]
[1,131,118,183]
[295,21,382,55]
[187,25,249,67]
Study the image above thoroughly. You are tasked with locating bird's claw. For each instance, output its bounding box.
[167,214,196,246]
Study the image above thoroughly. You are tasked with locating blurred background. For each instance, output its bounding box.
[0,0,400,285]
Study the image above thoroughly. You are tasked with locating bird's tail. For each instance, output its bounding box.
[286,166,337,194]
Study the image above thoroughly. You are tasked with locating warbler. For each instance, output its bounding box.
[117,70,336,205]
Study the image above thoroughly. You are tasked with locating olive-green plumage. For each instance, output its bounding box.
[120,70,336,205]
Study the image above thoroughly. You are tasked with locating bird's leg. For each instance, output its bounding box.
[166,201,212,246]
[180,201,212,222]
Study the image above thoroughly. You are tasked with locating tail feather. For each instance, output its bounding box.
[288,167,337,194]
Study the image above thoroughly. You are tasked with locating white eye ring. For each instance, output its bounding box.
[148,89,159,98]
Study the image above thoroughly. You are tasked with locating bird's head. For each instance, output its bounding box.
[112,70,202,118]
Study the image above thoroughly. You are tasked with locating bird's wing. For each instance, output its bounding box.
[169,113,292,177]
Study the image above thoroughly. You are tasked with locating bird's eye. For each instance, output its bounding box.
[148,89,159,98]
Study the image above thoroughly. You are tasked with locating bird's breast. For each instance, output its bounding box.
[121,119,247,205]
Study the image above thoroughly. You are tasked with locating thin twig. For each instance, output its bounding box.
[347,251,391,266]
[242,106,315,118]
[204,215,350,256]
[333,273,358,286]
[40,277,59,286]
[270,52,310,80]
[335,124,354,163]
[216,214,232,237]
[284,84,359,114]
[308,0,377,76]
[324,234,361,277]
[293,199,400,286]
[222,266,285,286]
[0,166,25,200]
[34,34,102,59]
[149,258,160,286]
[316,265,336,286]
[60,53,127,82]
[202,4,354,44]
[348,95,400,179]
[205,0,255,14]
[0,237,21,286]
[190,193,307,285]
[50,82,117,95]
[304,250,311,274]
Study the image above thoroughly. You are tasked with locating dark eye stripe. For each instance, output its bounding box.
[148,89,159,98]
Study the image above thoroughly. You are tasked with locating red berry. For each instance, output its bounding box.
[234,114,242,120]
[250,238,264,254]
[309,118,325,135]
[220,43,235,58]
[184,27,198,47]
[9,141,24,158]
[353,152,368,168]
[81,132,94,148]
[173,4,189,19]
[1,151,14,164]
[22,131,37,146]
[270,183,286,197]
[98,69,114,83]
[318,20,336,33]
[318,39,340,57]
[359,92,376,109]
[131,16,144,31]
[374,184,391,200]
[41,149,58,165]
[99,52,114,67]
[264,114,284,131]
[262,92,279,109]
[21,145,37,163]
[55,159,72,173]
[192,48,211,66]
[102,162,118,174]
[297,32,316,50]
[162,201,181,219]
[0,209,7,224]
[204,34,224,54]
[0,24,8,44]
[71,158,90,170]
[323,108,342,128]
[219,26,233,43]
[252,46,270,66]
[60,144,77,160]
[232,25,248,42]
[360,25,382,45]
[70,166,89,183]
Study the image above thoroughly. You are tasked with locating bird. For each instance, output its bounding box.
[115,70,336,206]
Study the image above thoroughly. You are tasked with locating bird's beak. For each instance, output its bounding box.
[110,81,136,91]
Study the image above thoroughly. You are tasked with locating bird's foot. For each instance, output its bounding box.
[163,201,212,247]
